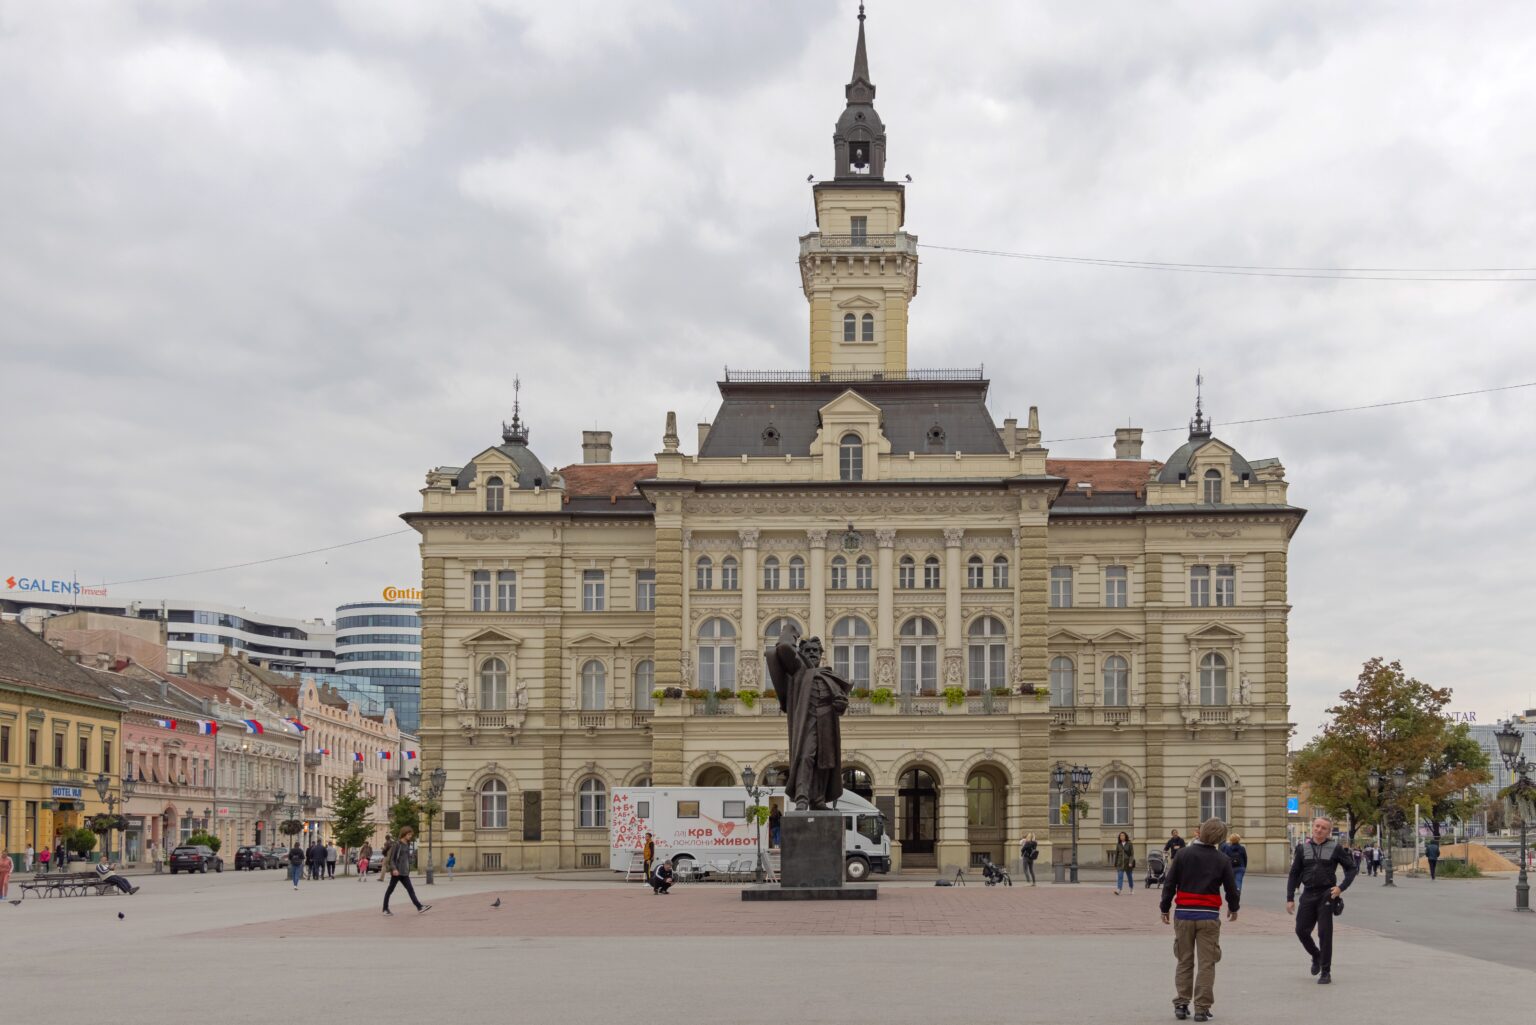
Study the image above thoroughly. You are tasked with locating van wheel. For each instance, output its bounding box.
[846,856,871,882]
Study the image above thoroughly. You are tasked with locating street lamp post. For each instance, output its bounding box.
[410,766,448,884]
[1368,767,1406,887]
[741,766,766,884]
[1053,763,1093,883]
[92,772,121,862]
[1494,721,1532,912]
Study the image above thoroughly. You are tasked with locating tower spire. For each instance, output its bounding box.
[833,3,884,179]
[1189,371,1211,439]
[849,4,871,99]
[502,376,529,445]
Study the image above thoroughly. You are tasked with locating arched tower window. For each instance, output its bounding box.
[839,434,863,482]
[861,312,874,341]
[1203,469,1223,504]
[484,476,504,512]
[843,313,856,342]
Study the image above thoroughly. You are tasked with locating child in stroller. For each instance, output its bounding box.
[1144,849,1167,889]
[980,855,1012,886]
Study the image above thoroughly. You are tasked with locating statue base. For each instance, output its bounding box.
[779,809,845,889]
[741,883,877,901]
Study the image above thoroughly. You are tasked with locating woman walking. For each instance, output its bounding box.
[1113,832,1137,893]
[1220,833,1248,890]
[1020,833,1039,886]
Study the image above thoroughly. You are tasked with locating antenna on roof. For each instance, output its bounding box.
[502,375,529,445]
[1189,370,1210,439]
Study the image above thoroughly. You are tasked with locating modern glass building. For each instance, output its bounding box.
[331,599,422,733]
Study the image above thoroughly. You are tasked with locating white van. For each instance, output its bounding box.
[609,786,892,881]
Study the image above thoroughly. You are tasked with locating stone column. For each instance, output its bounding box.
[875,529,897,689]
[738,529,760,688]
[943,528,964,686]
[808,529,828,640]
[679,531,692,685]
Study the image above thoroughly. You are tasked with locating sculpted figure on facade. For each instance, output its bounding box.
[765,623,851,810]
[455,678,472,710]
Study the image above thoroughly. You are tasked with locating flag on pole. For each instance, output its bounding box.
[353,752,364,763]
[284,718,309,732]
[318,748,331,756]
[153,718,177,731]
[404,751,417,760]
[379,751,392,760]
[195,720,218,735]
[241,720,264,734]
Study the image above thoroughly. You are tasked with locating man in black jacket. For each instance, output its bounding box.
[1287,816,1358,985]
[1160,818,1240,1022]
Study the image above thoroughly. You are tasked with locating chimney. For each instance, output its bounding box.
[94,652,112,670]
[1114,427,1144,459]
[581,430,613,464]
[697,422,711,450]
[1001,418,1018,453]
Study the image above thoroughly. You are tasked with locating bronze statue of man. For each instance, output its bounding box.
[766,623,852,810]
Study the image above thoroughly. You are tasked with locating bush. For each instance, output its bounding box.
[684,688,710,701]
[186,831,221,853]
[651,688,667,704]
[737,689,759,709]
[67,827,98,857]
[850,687,871,700]
[715,688,736,700]
[1436,859,1482,878]
[870,687,894,706]
[991,687,1011,697]
[942,686,966,707]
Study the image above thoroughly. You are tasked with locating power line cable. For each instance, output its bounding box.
[1044,380,1536,443]
[920,243,1536,282]
[99,529,414,587]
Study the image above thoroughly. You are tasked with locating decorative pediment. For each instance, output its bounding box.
[1047,628,1093,645]
[819,389,883,418]
[1091,627,1142,646]
[462,628,522,648]
[1185,621,1244,642]
[470,447,517,470]
[614,631,655,648]
[565,631,613,648]
[834,294,881,310]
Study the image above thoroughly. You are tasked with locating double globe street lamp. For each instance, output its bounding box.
[1052,763,1093,883]
[741,766,767,884]
[408,766,447,884]
[1366,767,1406,887]
[1493,720,1532,913]
[91,771,134,862]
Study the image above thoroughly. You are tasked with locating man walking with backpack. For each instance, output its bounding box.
[1287,816,1358,985]
[382,827,430,916]
[1160,818,1240,1022]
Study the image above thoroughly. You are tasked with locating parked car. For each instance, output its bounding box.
[169,845,223,874]
[234,845,279,870]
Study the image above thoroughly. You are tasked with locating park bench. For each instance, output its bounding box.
[17,872,124,899]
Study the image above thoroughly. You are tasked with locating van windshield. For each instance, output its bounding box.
[855,814,882,844]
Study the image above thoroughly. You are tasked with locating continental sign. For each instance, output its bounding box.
[382,587,422,602]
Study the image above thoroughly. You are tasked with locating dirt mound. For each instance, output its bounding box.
[1416,843,1517,872]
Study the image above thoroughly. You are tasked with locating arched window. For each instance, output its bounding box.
[633,660,655,710]
[695,555,713,591]
[855,555,873,589]
[578,777,607,828]
[787,556,806,589]
[720,556,739,590]
[763,617,800,652]
[496,570,517,612]
[992,555,1010,589]
[485,476,504,512]
[1102,654,1129,706]
[697,617,736,692]
[580,659,606,709]
[843,313,856,342]
[898,555,916,590]
[898,616,939,695]
[1199,773,1228,822]
[830,555,848,590]
[1203,469,1223,504]
[762,556,780,591]
[861,312,874,342]
[1101,776,1131,826]
[1104,565,1128,608]
[966,555,985,589]
[479,779,508,829]
[831,616,871,686]
[695,765,735,788]
[839,433,863,482]
[967,616,1008,690]
[966,772,999,827]
[1050,565,1073,608]
[631,775,652,788]
[923,555,941,589]
[1199,652,1228,705]
[1049,656,1076,706]
[479,657,508,710]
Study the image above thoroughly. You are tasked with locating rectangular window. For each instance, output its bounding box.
[850,215,868,244]
[992,558,1009,589]
[1189,565,1211,607]
[0,725,9,763]
[923,560,940,589]
[78,736,90,772]
[636,800,651,819]
[582,570,606,612]
[722,800,746,819]
[471,570,492,612]
[635,570,656,612]
[898,561,915,589]
[830,561,847,590]
[677,801,700,819]
[1104,565,1128,608]
[855,559,872,589]
[967,561,984,588]
[1049,785,1063,826]
[788,559,805,589]
[496,570,517,612]
[1215,564,1236,607]
[53,733,65,767]
[1050,566,1073,608]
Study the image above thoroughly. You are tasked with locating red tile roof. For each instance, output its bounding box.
[1046,458,1161,496]
[558,462,657,502]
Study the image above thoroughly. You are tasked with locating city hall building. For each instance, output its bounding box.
[407,13,1303,875]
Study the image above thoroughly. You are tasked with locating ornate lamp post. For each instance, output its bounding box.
[741,765,766,884]
[410,766,447,884]
[1494,721,1532,912]
[1368,767,1406,887]
[1053,763,1093,883]
[93,772,121,862]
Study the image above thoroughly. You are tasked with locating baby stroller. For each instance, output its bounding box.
[1144,850,1167,889]
[980,856,1012,887]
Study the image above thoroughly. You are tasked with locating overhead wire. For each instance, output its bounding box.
[99,529,414,587]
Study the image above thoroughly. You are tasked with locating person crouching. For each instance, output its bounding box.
[650,861,674,895]
[1159,817,1240,1022]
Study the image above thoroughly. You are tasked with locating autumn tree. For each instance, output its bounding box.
[1291,658,1490,841]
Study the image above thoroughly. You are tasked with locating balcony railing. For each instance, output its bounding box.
[476,712,507,729]
[578,712,611,729]
[898,695,944,716]
[1198,708,1230,724]
[800,232,919,256]
[724,367,983,384]
[1051,710,1078,727]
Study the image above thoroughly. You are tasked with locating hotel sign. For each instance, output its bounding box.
[52,786,83,799]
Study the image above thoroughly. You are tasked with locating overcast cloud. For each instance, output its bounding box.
[3,0,1533,739]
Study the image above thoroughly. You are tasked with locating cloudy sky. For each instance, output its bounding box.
[3,0,1533,739]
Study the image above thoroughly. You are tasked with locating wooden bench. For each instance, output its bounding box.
[17,872,123,899]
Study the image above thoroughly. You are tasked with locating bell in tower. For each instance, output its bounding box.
[833,5,886,180]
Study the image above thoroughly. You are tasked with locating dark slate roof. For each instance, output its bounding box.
[0,620,128,709]
[87,668,206,718]
[697,379,1007,458]
[454,441,551,491]
[1156,431,1254,484]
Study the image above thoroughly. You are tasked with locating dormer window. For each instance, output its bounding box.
[762,424,780,446]
[1203,469,1223,504]
[926,423,946,450]
[485,476,505,512]
[839,433,864,481]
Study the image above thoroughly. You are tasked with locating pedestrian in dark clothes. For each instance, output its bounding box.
[1163,829,1187,861]
[1220,833,1248,890]
[382,827,429,916]
[1424,839,1441,880]
[1160,818,1240,1022]
[1287,816,1358,985]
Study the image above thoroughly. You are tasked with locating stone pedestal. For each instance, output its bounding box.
[780,810,844,889]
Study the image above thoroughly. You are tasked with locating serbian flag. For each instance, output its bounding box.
[319,748,331,756]
[195,720,218,736]
[379,750,392,760]
[353,752,364,763]
[404,751,417,760]
[284,718,309,733]
[154,718,177,730]
[241,720,264,734]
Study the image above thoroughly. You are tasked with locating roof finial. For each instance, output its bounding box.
[502,376,529,445]
[851,4,871,88]
[1189,370,1210,439]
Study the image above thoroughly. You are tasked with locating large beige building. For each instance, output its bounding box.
[407,13,1302,875]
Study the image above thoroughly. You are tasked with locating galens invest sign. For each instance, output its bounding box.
[5,575,109,598]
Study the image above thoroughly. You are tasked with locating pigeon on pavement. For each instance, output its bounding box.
[491,898,501,908]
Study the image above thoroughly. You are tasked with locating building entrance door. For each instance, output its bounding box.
[898,767,938,861]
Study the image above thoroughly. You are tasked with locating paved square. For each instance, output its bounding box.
[2,868,1529,1024]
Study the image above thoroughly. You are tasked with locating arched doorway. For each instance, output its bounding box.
[694,765,735,788]
[841,767,874,802]
[965,767,1008,866]
[898,766,939,865]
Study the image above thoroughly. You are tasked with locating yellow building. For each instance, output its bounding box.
[1,620,126,866]
[406,12,1302,875]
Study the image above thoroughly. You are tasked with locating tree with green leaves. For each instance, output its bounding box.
[67,826,98,857]
[388,794,421,839]
[330,775,376,873]
[1291,658,1491,841]
[186,830,221,852]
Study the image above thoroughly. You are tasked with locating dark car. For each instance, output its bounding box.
[169,844,223,874]
[234,845,278,870]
